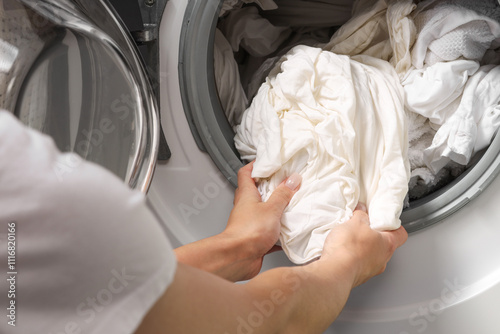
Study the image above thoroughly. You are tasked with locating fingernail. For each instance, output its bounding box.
[355,202,367,213]
[285,173,302,191]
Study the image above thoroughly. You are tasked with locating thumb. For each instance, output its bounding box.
[266,173,302,215]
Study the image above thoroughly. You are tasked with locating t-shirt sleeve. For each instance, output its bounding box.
[0,111,177,334]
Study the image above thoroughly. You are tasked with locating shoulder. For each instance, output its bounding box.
[0,110,177,334]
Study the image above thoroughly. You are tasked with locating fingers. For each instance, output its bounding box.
[352,203,408,251]
[235,162,303,213]
[348,203,369,226]
[382,226,408,250]
[265,245,283,255]
[236,161,256,192]
[355,202,367,213]
[234,161,261,204]
[266,173,302,215]
[284,173,302,191]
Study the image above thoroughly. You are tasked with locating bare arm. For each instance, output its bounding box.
[174,161,302,282]
[135,209,408,334]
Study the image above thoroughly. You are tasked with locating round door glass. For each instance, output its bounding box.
[0,0,158,192]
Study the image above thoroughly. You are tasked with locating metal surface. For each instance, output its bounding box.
[136,0,171,162]
[109,0,171,162]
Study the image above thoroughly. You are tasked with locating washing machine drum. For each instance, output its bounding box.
[180,0,500,232]
[0,0,159,192]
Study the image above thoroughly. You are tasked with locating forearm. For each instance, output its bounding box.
[174,232,255,282]
[136,257,357,334]
[174,161,300,282]
[244,255,356,334]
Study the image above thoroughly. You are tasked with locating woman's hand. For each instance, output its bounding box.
[222,161,302,280]
[320,204,408,287]
[175,161,301,282]
[140,205,407,334]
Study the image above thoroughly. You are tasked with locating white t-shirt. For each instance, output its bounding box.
[0,111,177,334]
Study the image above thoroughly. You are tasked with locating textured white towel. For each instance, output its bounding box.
[235,45,409,264]
[411,1,500,68]
[405,0,500,174]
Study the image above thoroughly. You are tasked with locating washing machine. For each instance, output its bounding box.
[153,1,500,333]
[3,0,500,333]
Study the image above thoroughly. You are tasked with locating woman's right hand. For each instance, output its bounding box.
[320,204,408,287]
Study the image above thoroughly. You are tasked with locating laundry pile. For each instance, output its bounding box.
[216,0,500,264]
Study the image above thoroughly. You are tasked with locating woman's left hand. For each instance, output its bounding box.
[175,161,301,282]
[222,161,301,280]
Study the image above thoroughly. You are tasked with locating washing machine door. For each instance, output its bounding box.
[0,0,159,192]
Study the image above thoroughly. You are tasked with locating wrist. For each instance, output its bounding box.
[218,229,260,263]
[311,250,359,289]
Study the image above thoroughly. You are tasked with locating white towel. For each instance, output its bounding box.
[404,1,500,174]
[234,45,409,264]
[411,1,500,68]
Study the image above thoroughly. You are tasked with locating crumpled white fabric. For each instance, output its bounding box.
[405,111,465,200]
[403,59,480,125]
[403,0,500,174]
[214,29,248,126]
[323,0,393,59]
[235,45,410,264]
[218,6,292,57]
[323,0,417,78]
[411,1,500,68]
[424,64,500,173]
[219,0,277,17]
